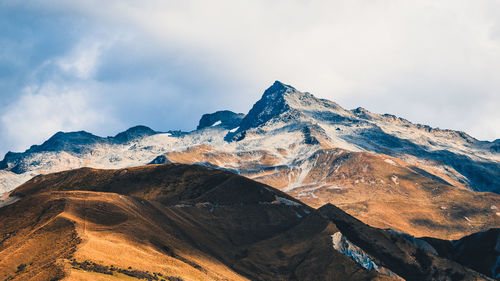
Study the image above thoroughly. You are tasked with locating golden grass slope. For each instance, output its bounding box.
[1,164,398,281]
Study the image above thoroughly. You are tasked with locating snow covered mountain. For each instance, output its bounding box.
[1,81,499,239]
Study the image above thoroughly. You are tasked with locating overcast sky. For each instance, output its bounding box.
[1,0,500,156]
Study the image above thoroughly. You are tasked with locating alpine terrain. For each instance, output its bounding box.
[0,163,498,280]
[1,81,498,240]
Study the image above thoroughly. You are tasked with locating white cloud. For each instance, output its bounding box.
[46,0,500,137]
[0,0,499,156]
[55,40,103,79]
[0,83,119,152]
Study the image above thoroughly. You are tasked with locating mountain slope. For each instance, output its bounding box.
[161,145,500,239]
[0,81,498,241]
[1,164,400,281]
[319,203,491,281]
[0,163,493,280]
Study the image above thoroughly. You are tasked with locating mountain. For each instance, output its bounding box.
[0,125,157,174]
[197,110,245,130]
[0,81,499,240]
[225,81,498,191]
[0,163,494,280]
[226,81,345,141]
[319,203,500,280]
[112,125,158,143]
[421,228,500,279]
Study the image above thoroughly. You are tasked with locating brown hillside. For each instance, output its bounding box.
[163,147,500,239]
[2,164,397,281]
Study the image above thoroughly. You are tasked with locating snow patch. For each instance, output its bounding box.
[174,204,189,208]
[331,232,403,279]
[211,120,222,126]
[285,160,314,192]
[275,196,302,207]
[391,175,399,184]
[384,159,397,165]
[297,191,318,199]
[331,232,380,271]
[0,194,20,209]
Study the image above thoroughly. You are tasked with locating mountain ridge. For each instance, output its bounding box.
[1,81,496,158]
[0,81,498,241]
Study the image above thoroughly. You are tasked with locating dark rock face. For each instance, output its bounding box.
[31,131,104,154]
[450,229,500,279]
[196,110,245,130]
[236,81,293,132]
[112,125,157,144]
[423,228,500,279]
[225,81,305,142]
[148,155,170,165]
[0,151,15,170]
[491,140,500,153]
[0,152,24,173]
[351,107,373,119]
[302,126,320,145]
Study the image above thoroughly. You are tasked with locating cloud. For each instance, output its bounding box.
[0,0,499,155]
[0,82,119,153]
[55,40,103,80]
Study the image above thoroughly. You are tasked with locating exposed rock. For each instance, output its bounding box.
[112,125,157,143]
[196,110,245,130]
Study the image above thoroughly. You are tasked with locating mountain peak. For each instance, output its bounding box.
[226,81,297,139]
[112,125,157,143]
[32,131,103,153]
[225,81,345,142]
[196,110,245,130]
[263,80,296,96]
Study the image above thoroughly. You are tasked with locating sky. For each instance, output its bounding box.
[1,0,500,156]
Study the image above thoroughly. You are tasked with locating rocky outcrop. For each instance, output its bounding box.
[196,110,245,130]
